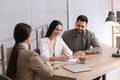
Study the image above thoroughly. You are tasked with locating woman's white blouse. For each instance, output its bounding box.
[39,37,73,61]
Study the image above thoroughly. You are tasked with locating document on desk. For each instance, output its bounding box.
[63,64,91,73]
[52,58,79,64]
[67,58,79,63]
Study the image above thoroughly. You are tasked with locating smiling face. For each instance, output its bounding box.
[51,24,62,37]
[75,20,87,34]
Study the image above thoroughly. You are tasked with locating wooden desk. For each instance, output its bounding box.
[53,48,120,80]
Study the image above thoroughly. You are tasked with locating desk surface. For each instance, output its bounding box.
[53,48,120,80]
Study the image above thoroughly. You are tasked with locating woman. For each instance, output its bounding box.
[39,20,73,61]
[6,23,53,80]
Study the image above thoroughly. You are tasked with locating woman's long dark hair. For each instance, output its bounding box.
[6,23,32,79]
[45,20,63,37]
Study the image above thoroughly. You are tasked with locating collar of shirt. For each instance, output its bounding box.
[18,42,29,50]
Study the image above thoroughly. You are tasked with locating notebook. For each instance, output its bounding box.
[63,64,91,73]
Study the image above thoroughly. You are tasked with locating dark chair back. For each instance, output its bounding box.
[0,44,6,75]
[34,48,40,55]
[0,75,12,80]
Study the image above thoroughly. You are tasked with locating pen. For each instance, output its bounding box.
[63,53,73,59]
[63,53,67,56]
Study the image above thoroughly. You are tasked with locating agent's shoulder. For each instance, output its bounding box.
[24,49,39,57]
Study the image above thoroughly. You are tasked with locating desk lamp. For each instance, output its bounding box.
[105,11,116,25]
[105,11,120,57]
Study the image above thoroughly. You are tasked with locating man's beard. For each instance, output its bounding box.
[75,29,83,34]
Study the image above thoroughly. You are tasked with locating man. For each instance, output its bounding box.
[62,15,102,56]
[62,15,102,80]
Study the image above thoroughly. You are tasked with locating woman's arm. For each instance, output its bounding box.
[49,56,70,61]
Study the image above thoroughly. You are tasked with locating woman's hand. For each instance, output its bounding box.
[56,56,70,61]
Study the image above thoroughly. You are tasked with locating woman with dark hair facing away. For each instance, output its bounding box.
[6,23,53,80]
[39,20,73,61]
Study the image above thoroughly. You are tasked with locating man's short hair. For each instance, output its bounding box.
[76,15,88,23]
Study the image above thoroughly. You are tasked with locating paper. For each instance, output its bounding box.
[52,58,79,64]
[67,58,79,63]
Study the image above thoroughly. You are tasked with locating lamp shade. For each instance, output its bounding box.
[105,11,116,25]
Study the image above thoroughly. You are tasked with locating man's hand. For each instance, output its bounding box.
[79,56,86,64]
[74,51,86,56]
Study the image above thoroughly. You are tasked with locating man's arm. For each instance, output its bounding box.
[74,32,102,56]
[91,33,102,54]
[74,49,95,56]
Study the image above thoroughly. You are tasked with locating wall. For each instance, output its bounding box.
[0,0,31,41]
[30,0,67,31]
[0,0,67,42]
